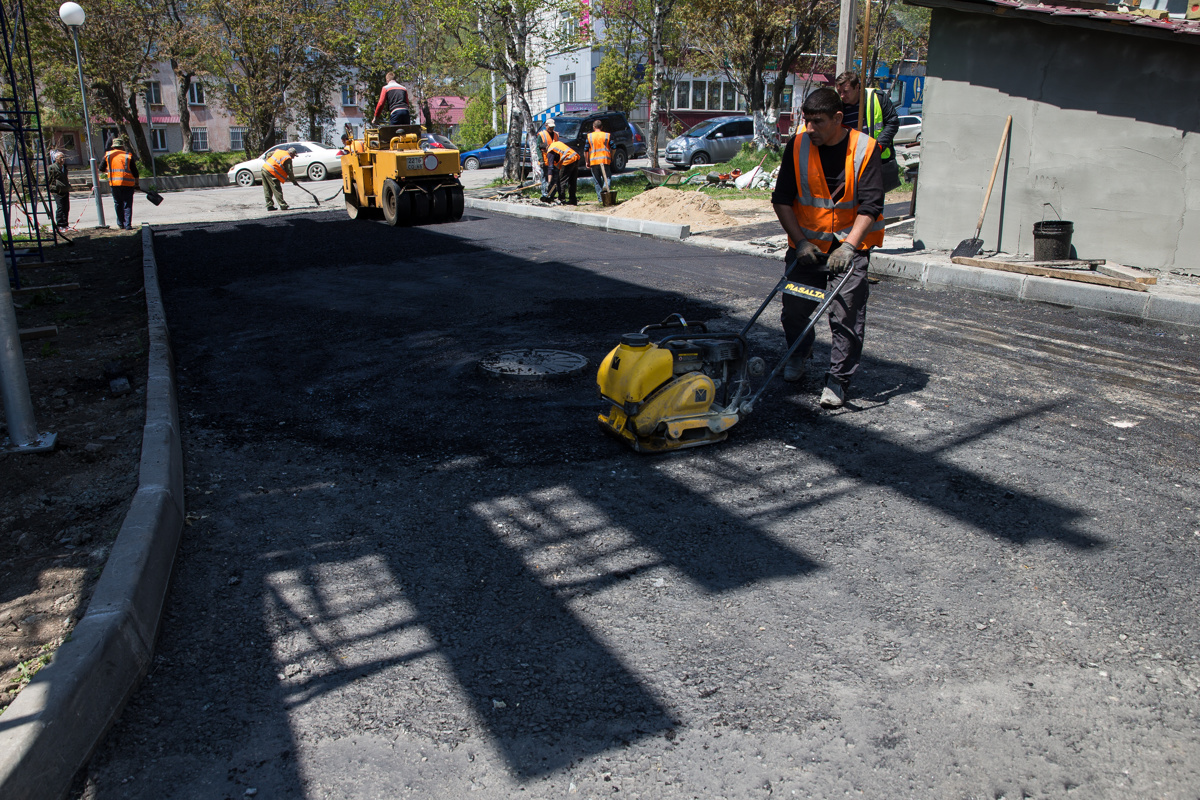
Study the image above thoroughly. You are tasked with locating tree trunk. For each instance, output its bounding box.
[646,22,664,168]
[175,67,193,153]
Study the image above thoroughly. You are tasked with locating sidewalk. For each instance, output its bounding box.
[465,196,1200,331]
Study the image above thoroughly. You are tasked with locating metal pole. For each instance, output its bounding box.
[860,0,873,97]
[836,0,857,75]
[0,248,55,452]
[69,26,105,227]
[144,86,156,181]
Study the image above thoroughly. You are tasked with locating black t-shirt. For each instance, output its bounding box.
[770,133,884,219]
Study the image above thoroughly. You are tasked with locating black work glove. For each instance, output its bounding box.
[794,240,822,268]
[826,242,857,276]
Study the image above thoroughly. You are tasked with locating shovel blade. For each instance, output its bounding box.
[145,190,164,206]
[951,238,983,259]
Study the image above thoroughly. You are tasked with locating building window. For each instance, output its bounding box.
[341,85,357,106]
[145,81,162,106]
[692,81,706,110]
[558,10,575,39]
[150,128,167,151]
[187,81,205,106]
[675,81,689,109]
[191,126,208,151]
[560,73,576,103]
[708,81,722,112]
[230,126,247,151]
[723,83,736,111]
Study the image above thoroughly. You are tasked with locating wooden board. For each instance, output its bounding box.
[1096,261,1157,285]
[13,282,80,295]
[16,256,94,267]
[18,326,58,341]
[951,256,1148,292]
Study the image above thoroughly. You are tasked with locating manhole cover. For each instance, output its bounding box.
[479,349,589,380]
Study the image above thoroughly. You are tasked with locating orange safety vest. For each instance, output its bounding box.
[547,140,579,167]
[104,150,136,187]
[538,129,558,164]
[263,149,292,182]
[789,128,885,252]
[587,130,611,166]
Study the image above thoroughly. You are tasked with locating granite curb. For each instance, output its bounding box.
[0,225,185,799]
[464,197,690,240]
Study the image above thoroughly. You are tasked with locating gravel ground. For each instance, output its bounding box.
[76,210,1199,799]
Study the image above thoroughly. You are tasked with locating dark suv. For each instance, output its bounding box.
[550,110,634,172]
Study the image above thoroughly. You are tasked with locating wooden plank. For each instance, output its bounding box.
[951,256,1148,292]
[1096,261,1157,285]
[16,256,94,267]
[18,326,58,341]
[12,282,81,295]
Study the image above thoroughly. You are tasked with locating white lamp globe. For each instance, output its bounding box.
[59,2,85,27]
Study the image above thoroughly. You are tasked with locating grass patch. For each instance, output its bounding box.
[152,151,246,177]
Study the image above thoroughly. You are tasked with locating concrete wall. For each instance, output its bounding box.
[915,10,1200,275]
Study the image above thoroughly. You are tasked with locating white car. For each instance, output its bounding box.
[228,141,342,187]
[894,115,922,145]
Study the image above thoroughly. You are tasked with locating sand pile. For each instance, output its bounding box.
[609,187,738,230]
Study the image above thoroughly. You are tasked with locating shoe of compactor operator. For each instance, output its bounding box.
[596,265,855,453]
[341,124,466,226]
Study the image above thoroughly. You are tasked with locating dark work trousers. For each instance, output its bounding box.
[881,157,902,193]
[389,107,411,125]
[780,247,871,386]
[541,163,557,198]
[111,186,135,229]
[54,193,70,230]
[590,164,609,201]
[550,162,578,204]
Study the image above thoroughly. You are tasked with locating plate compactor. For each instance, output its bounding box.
[596,265,854,453]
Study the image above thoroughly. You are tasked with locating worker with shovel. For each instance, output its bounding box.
[585,119,611,203]
[261,147,302,211]
[771,87,885,409]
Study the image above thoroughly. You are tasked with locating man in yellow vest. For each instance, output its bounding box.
[261,147,300,211]
[584,119,611,203]
[835,71,901,192]
[771,87,885,408]
[545,139,580,205]
[537,119,559,199]
[102,136,139,230]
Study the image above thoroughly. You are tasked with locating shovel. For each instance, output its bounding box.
[299,185,321,206]
[141,187,164,206]
[952,115,1012,259]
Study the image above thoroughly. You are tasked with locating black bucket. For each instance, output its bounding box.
[1033,220,1074,261]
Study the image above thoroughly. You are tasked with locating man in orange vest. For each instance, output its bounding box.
[260,147,300,211]
[537,119,559,199]
[545,139,580,205]
[771,87,885,408]
[584,119,611,203]
[102,136,139,230]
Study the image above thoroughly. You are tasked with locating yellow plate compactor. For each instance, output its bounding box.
[596,266,855,453]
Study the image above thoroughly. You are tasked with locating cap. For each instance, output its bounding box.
[545,119,555,128]
[287,147,298,156]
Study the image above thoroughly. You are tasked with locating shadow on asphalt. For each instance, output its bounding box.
[84,211,1103,791]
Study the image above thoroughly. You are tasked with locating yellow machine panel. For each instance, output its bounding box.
[341,124,464,226]
[596,341,674,406]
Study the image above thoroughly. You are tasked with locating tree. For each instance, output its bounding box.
[457,90,496,149]
[865,3,929,89]
[160,0,205,152]
[685,0,837,148]
[593,21,647,115]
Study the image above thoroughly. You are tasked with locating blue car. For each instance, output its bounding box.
[459,133,533,170]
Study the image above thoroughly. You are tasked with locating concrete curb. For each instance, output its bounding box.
[870,251,1200,329]
[465,197,690,240]
[0,226,185,799]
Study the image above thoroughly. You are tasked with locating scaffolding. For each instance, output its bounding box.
[1,0,61,291]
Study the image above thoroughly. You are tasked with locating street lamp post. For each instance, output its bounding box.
[58,2,105,227]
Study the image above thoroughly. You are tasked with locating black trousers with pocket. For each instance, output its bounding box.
[780,247,871,386]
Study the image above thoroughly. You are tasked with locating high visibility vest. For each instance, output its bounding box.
[789,128,885,253]
[587,131,611,166]
[538,129,558,164]
[104,150,136,187]
[861,88,891,161]
[263,149,292,182]
[548,140,579,166]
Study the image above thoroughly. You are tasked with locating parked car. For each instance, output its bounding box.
[894,115,922,145]
[459,133,510,170]
[424,133,458,150]
[228,141,342,187]
[664,116,754,168]
[629,122,648,159]
[550,110,634,172]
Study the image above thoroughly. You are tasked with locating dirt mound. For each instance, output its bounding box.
[609,187,737,231]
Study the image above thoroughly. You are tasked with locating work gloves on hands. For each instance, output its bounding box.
[794,240,823,268]
[826,242,857,276]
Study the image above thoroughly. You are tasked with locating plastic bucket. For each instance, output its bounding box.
[1033,220,1074,261]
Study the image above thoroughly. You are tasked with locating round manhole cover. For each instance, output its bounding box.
[479,349,589,380]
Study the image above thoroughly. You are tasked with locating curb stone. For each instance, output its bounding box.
[464,197,690,240]
[0,225,185,800]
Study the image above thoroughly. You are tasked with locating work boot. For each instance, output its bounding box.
[782,354,806,382]
[266,206,277,211]
[280,204,289,210]
[819,375,846,409]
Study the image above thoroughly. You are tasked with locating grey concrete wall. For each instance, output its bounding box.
[915,10,1200,275]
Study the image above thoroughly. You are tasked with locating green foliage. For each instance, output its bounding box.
[458,92,496,151]
[153,151,245,175]
[593,35,646,113]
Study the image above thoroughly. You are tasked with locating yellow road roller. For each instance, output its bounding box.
[341,125,465,225]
